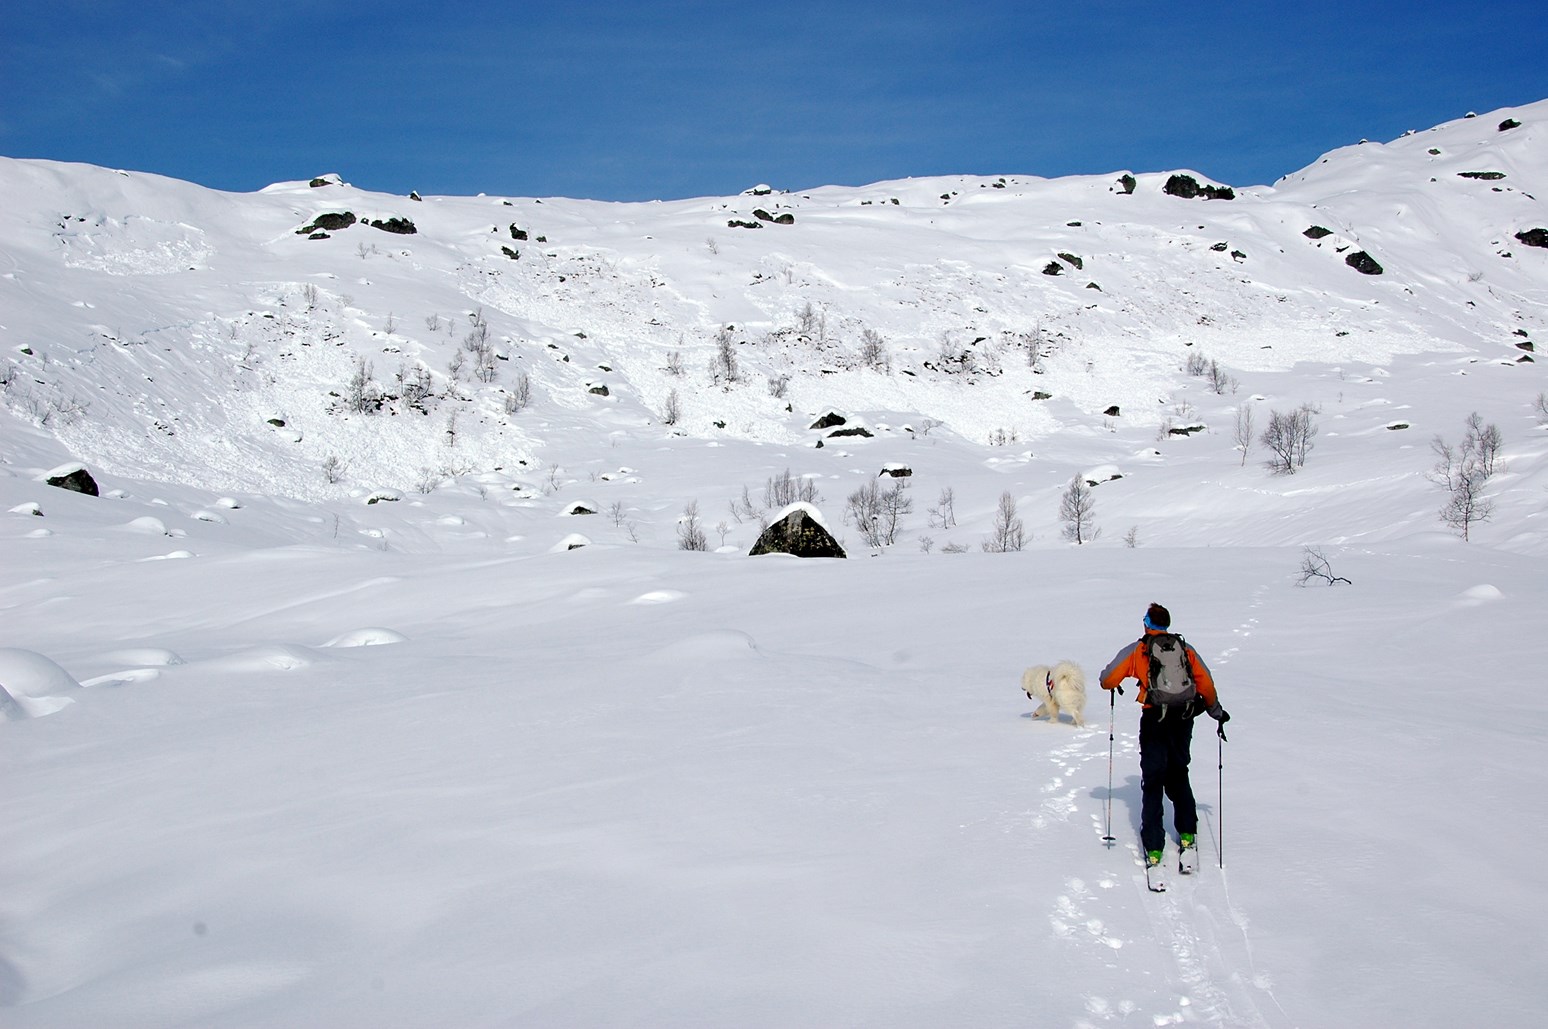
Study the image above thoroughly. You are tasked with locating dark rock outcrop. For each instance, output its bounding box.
[369,217,417,234]
[810,412,846,430]
[46,466,98,496]
[296,212,356,234]
[1345,251,1384,275]
[749,507,846,558]
[1304,226,1333,239]
[1163,174,1235,200]
[1515,228,1548,248]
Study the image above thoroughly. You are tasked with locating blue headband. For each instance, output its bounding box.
[1143,614,1166,632]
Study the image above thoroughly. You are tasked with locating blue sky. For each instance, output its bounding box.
[3,1,1544,201]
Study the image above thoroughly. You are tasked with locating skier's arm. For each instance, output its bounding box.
[1187,647,1218,707]
[1099,643,1140,692]
[1187,646,1227,719]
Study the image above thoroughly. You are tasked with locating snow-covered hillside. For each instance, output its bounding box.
[2,102,1543,508]
[1,102,1546,1026]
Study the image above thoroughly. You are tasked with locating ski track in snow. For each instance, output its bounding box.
[1032,710,1284,1027]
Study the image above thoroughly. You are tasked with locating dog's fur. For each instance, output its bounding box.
[1021,661,1087,727]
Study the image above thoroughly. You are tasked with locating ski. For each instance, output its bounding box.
[1178,842,1197,876]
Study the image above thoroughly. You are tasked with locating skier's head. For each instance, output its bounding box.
[1143,602,1171,632]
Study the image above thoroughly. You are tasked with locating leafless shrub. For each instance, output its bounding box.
[1298,546,1352,585]
[928,486,957,528]
[982,491,1026,552]
[711,326,740,384]
[729,485,758,524]
[765,469,820,509]
[322,454,346,484]
[677,501,708,551]
[661,388,682,426]
[858,328,890,372]
[347,357,377,414]
[504,372,532,414]
[1059,475,1100,544]
[1208,360,1238,395]
[1430,412,1503,541]
[846,478,912,548]
[1233,404,1256,466]
[396,362,434,413]
[1261,405,1317,474]
[988,427,1019,446]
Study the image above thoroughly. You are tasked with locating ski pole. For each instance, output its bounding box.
[1102,686,1120,845]
[1217,722,1226,869]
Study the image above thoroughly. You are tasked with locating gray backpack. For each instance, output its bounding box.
[1143,632,1197,707]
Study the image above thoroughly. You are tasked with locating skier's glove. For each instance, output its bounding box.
[1207,704,1230,723]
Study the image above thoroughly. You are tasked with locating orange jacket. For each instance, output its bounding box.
[1100,628,1218,708]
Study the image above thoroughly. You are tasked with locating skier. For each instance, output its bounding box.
[1100,602,1229,868]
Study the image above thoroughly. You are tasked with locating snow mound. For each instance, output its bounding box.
[80,668,160,688]
[321,627,409,648]
[0,647,82,719]
[630,590,686,605]
[645,630,761,664]
[201,644,317,673]
[104,647,184,667]
[1457,584,1504,606]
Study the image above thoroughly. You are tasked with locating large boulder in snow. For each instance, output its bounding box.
[749,504,846,559]
[297,211,356,234]
[1515,228,1548,249]
[45,463,98,496]
[1163,174,1235,200]
[1345,251,1384,275]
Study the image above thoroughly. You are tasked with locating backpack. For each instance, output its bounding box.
[1142,632,1197,708]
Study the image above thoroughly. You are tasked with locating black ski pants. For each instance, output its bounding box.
[1138,706,1197,854]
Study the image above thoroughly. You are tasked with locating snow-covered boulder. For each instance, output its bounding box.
[44,463,98,496]
[749,503,846,559]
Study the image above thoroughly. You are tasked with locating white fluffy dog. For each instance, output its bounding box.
[1021,661,1087,727]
